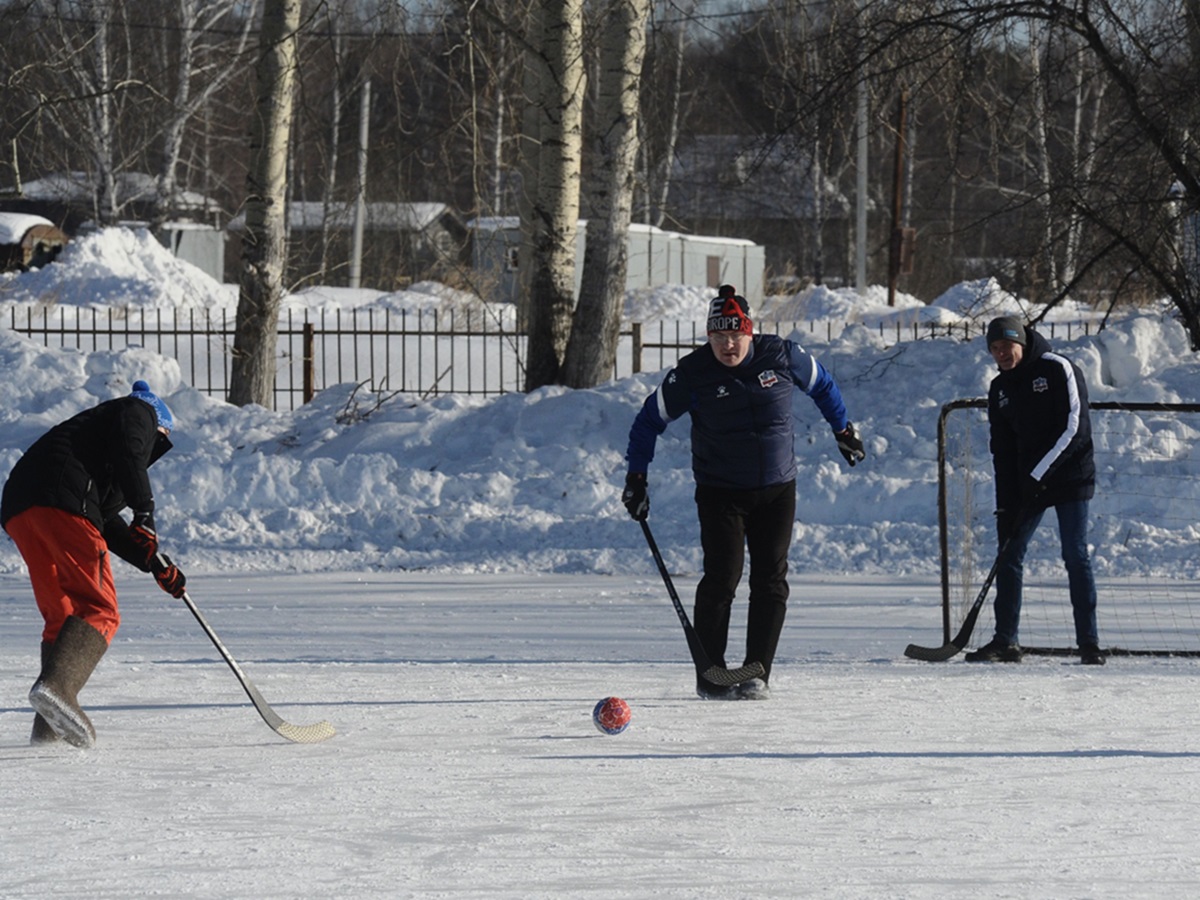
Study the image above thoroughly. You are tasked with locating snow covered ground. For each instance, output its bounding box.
[4,571,1200,898]
[2,228,1200,897]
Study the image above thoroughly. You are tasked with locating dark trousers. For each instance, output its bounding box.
[993,499,1099,647]
[693,480,795,682]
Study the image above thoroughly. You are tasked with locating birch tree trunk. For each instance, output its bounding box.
[229,0,300,408]
[562,0,650,388]
[521,0,585,391]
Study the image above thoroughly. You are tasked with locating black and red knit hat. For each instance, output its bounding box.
[705,284,753,335]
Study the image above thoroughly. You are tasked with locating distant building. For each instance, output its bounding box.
[469,218,765,305]
[0,171,225,280]
[668,135,852,284]
[0,212,68,272]
[226,201,469,290]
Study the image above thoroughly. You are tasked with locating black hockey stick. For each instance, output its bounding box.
[165,560,335,743]
[904,536,1014,662]
[639,520,766,687]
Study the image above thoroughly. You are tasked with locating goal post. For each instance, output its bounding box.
[938,399,1200,657]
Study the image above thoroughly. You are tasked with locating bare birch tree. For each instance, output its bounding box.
[229,0,300,408]
[561,0,651,389]
[520,0,585,391]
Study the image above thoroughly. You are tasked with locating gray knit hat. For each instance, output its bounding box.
[986,316,1026,347]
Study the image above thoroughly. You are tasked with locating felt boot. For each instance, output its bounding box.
[28,616,109,748]
[29,641,60,745]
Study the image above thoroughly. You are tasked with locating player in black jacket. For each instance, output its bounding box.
[1,380,187,746]
[966,317,1104,665]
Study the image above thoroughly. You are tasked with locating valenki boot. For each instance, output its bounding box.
[28,615,109,748]
[29,641,59,745]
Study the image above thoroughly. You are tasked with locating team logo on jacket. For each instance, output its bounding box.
[758,369,779,388]
[1033,377,1049,393]
[997,389,1009,408]
[716,385,729,398]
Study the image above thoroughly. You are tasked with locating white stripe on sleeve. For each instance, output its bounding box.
[1030,352,1081,481]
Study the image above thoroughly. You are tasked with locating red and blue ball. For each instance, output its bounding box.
[592,696,631,735]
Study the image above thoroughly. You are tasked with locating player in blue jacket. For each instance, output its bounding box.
[621,285,865,699]
[967,316,1103,665]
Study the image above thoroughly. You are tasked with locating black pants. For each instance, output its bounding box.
[693,480,795,682]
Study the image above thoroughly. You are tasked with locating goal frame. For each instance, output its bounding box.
[937,399,1200,656]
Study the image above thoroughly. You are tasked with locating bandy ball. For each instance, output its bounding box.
[593,696,631,735]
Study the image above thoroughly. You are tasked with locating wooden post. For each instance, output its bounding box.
[631,322,642,374]
[303,321,315,404]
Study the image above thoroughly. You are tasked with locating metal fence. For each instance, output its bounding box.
[4,305,1100,409]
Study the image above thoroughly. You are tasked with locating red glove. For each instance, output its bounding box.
[128,510,159,567]
[151,553,187,599]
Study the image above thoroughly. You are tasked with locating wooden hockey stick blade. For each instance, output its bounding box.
[903,640,964,662]
[903,603,982,661]
[700,660,766,686]
[179,587,336,743]
[902,537,1011,662]
[236,676,337,744]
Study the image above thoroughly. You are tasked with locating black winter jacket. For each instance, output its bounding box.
[1,397,172,565]
[988,326,1094,513]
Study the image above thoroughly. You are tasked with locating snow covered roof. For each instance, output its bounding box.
[0,212,56,245]
[6,171,216,210]
[227,201,456,232]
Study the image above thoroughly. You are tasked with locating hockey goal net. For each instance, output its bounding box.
[939,399,1200,656]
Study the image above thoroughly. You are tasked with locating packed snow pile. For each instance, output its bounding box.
[0,226,1197,577]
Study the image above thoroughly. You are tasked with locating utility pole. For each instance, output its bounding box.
[350,76,370,289]
[855,69,868,294]
[888,87,914,307]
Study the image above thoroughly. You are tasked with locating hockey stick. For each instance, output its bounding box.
[165,562,335,743]
[639,520,766,687]
[904,535,1014,662]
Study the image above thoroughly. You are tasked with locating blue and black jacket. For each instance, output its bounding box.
[625,334,848,490]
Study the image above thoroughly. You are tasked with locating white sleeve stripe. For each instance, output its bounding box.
[789,344,819,391]
[654,386,675,425]
[1030,352,1080,481]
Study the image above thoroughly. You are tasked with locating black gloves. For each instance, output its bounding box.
[835,422,866,466]
[128,510,159,567]
[151,553,187,599]
[622,472,649,521]
[1020,475,1045,510]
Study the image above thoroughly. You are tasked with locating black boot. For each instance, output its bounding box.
[1080,643,1107,666]
[29,616,109,748]
[964,637,1023,663]
[30,641,59,745]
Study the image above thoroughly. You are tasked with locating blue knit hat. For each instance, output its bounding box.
[130,380,175,433]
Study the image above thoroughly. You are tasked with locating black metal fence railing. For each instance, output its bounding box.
[4,306,1099,410]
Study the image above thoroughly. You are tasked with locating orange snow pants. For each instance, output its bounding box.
[5,507,119,645]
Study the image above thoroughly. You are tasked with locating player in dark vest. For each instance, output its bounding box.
[2,380,188,747]
[622,285,865,699]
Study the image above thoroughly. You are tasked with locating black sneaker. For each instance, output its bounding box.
[964,638,1023,663]
[696,678,737,700]
[1080,644,1107,666]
